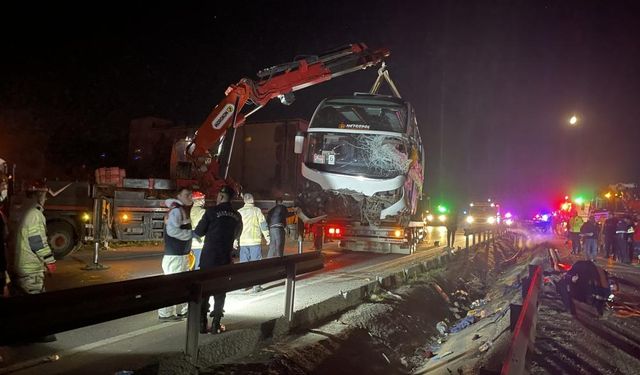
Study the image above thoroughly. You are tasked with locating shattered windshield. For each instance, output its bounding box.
[304,132,411,179]
[311,99,407,133]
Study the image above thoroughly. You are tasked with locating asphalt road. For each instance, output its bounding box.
[0,226,467,375]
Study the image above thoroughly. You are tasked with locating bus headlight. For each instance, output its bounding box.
[466,216,475,224]
[426,214,434,222]
[438,215,447,223]
[487,216,496,224]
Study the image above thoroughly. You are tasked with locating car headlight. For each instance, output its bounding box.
[505,218,513,226]
[438,215,447,223]
[426,214,434,222]
[487,216,496,224]
[466,216,475,224]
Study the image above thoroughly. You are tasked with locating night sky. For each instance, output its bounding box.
[2,0,639,214]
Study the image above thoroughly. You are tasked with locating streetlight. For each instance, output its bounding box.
[569,115,578,126]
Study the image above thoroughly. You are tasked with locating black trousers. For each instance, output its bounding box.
[201,292,226,320]
[447,227,457,248]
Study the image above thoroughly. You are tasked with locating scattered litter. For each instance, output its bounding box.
[400,356,408,366]
[382,353,390,364]
[470,298,488,309]
[479,341,492,352]
[114,371,135,375]
[437,351,454,359]
[386,291,404,300]
[449,315,476,333]
[436,321,448,335]
[467,309,487,319]
[472,334,481,341]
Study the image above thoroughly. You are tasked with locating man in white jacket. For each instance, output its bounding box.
[238,193,270,292]
[158,188,193,321]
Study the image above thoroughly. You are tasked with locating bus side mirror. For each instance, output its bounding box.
[294,132,305,154]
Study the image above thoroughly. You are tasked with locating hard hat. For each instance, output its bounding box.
[192,191,206,200]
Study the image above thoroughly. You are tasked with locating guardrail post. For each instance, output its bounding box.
[185,283,203,362]
[298,235,303,254]
[465,234,469,250]
[284,262,297,322]
[473,233,477,246]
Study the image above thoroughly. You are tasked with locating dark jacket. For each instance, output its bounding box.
[194,202,242,268]
[603,217,618,238]
[266,204,294,228]
[580,221,599,240]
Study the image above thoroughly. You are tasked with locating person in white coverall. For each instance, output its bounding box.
[158,187,193,321]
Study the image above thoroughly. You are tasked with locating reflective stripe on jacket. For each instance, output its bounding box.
[14,204,54,276]
[238,204,270,246]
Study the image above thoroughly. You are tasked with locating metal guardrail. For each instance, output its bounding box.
[501,261,542,375]
[463,225,509,250]
[0,252,323,362]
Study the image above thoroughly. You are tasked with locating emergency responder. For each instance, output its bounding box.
[190,191,206,270]
[580,216,599,262]
[0,178,9,296]
[266,198,295,258]
[193,186,242,334]
[158,187,193,321]
[557,260,610,316]
[238,193,270,292]
[10,182,56,295]
[568,213,584,255]
[603,216,618,259]
[10,182,58,342]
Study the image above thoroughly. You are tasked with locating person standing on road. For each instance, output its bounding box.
[10,182,56,296]
[266,198,295,258]
[568,213,584,255]
[446,210,459,249]
[237,193,270,292]
[190,191,206,270]
[580,216,599,262]
[194,186,242,334]
[9,182,58,342]
[158,188,193,322]
[603,216,618,259]
[614,216,632,264]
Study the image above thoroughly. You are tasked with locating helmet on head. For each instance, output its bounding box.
[192,191,206,200]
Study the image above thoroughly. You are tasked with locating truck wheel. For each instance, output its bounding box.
[48,221,76,259]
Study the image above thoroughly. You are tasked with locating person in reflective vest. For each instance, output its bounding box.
[11,183,56,295]
[568,214,584,255]
[238,193,270,293]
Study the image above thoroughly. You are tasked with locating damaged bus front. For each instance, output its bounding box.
[295,94,425,253]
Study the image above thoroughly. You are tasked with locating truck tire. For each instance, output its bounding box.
[47,221,77,259]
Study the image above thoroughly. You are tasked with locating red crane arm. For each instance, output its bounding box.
[186,43,390,194]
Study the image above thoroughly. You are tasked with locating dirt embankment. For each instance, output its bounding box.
[203,234,532,375]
